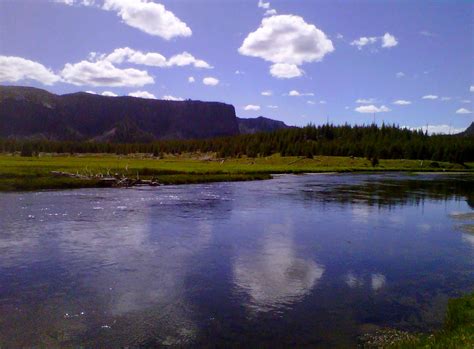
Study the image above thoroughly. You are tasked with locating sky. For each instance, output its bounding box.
[0,0,473,133]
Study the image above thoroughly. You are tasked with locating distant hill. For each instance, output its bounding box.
[456,122,474,137]
[237,116,291,134]
[0,86,239,142]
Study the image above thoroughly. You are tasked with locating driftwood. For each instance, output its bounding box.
[50,171,160,188]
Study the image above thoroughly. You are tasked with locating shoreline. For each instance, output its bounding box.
[1,154,472,192]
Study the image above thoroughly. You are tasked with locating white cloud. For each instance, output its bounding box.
[470,85,474,92]
[461,99,471,103]
[350,36,377,49]
[243,104,261,111]
[456,108,472,114]
[267,105,278,109]
[128,90,157,99]
[356,98,376,104]
[396,72,405,78]
[85,90,96,94]
[440,96,452,101]
[393,100,411,105]
[257,0,270,9]
[188,76,195,83]
[235,70,244,75]
[307,101,316,105]
[270,63,303,78]
[336,33,344,39]
[355,105,391,113]
[239,15,334,79]
[53,0,74,5]
[381,32,398,48]
[162,95,184,101]
[351,33,398,50]
[54,0,96,5]
[408,124,465,135]
[422,95,438,100]
[61,60,154,87]
[320,100,326,104]
[167,52,212,69]
[288,90,314,97]
[101,91,118,96]
[0,55,60,85]
[203,77,219,86]
[261,90,272,96]
[102,0,192,40]
[264,9,277,16]
[103,47,212,69]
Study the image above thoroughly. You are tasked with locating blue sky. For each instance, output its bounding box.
[0,0,473,133]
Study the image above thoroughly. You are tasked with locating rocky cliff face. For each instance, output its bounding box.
[0,86,240,141]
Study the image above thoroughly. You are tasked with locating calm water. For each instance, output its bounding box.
[0,173,472,347]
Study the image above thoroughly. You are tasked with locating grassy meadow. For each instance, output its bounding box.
[0,153,473,191]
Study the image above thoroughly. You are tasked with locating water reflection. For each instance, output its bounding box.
[233,221,324,313]
[0,173,472,347]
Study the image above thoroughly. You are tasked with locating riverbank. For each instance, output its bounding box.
[360,292,474,348]
[0,153,473,191]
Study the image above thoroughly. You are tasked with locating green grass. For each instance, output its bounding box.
[0,153,472,191]
[388,292,474,349]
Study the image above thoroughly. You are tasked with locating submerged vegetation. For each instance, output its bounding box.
[1,124,473,163]
[391,292,474,348]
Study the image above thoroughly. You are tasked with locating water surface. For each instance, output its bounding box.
[0,173,472,347]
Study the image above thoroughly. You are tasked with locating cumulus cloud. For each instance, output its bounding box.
[288,90,314,97]
[103,47,212,69]
[307,101,315,105]
[257,0,270,9]
[162,95,184,101]
[407,124,465,135]
[456,108,472,114]
[381,33,398,48]
[243,104,261,111]
[239,15,334,78]
[356,98,376,104]
[393,100,411,105]
[85,90,96,94]
[102,0,192,40]
[422,95,438,100]
[396,72,405,78]
[470,85,474,92]
[351,36,377,49]
[128,90,156,99]
[61,59,154,87]
[101,91,118,96]
[261,90,272,96]
[355,105,391,113]
[351,33,398,50]
[188,76,195,83]
[269,63,303,79]
[202,77,219,86]
[0,55,60,85]
[265,9,277,16]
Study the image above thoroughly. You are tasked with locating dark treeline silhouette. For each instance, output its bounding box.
[1,124,473,163]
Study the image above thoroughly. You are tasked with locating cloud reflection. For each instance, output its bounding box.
[233,222,324,313]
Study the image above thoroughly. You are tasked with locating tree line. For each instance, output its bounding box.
[1,124,473,164]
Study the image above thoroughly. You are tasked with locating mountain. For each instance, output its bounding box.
[237,116,291,134]
[456,122,474,137]
[0,86,240,141]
